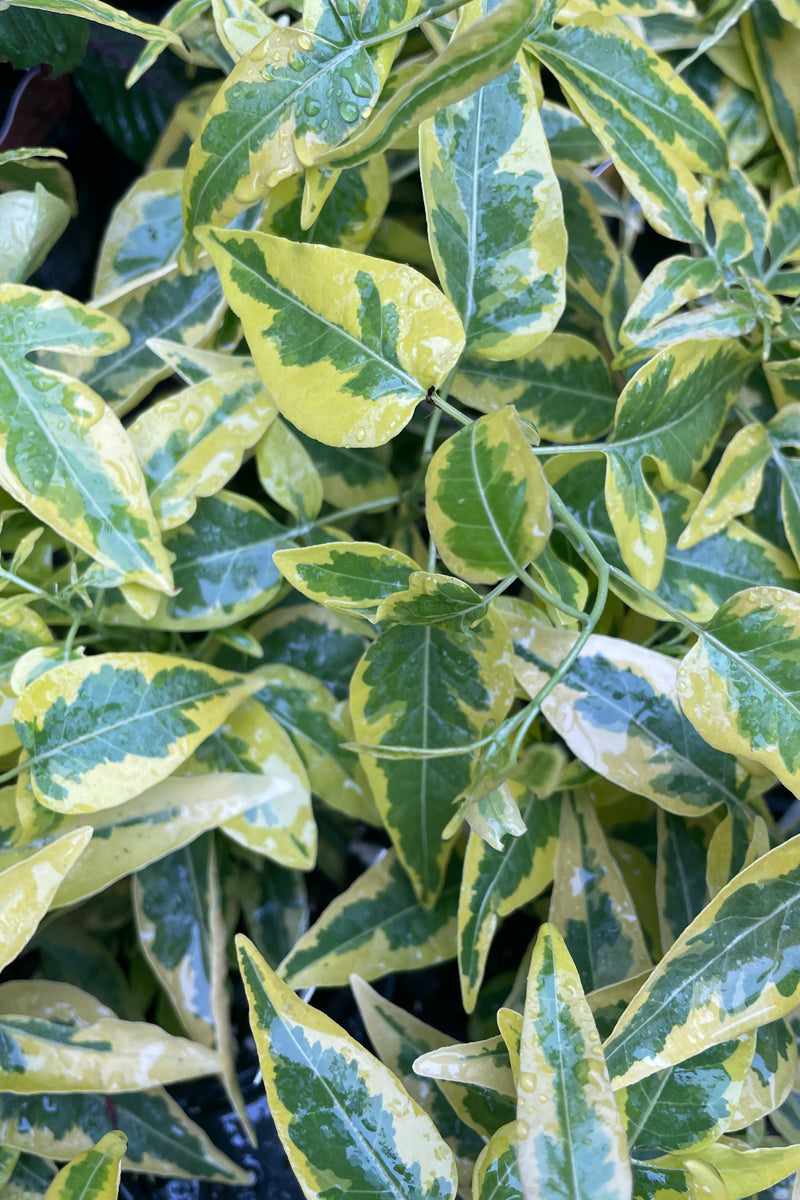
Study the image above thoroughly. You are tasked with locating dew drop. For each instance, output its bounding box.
[520,1074,535,1093]
[273,50,282,61]
[356,429,366,443]
[339,100,360,123]
[360,106,372,119]
[517,1120,530,1139]
[289,54,305,71]
[305,98,321,117]
[538,1094,547,1104]
[297,33,312,49]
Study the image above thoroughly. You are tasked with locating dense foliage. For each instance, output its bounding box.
[1,0,800,1196]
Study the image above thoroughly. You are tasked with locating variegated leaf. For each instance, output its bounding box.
[528,15,726,241]
[616,1034,754,1156]
[678,423,770,548]
[239,860,309,970]
[376,572,491,632]
[0,605,53,749]
[93,170,184,298]
[256,416,323,522]
[279,849,458,988]
[181,0,411,258]
[0,828,90,972]
[729,1018,797,1128]
[133,834,253,1141]
[0,287,174,593]
[660,1140,800,1200]
[252,663,378,824]
[321,0,537,171]
[274,541,417,619]
[556,163,618,318]
[554,456,799,622]
[291,431,399,510]
[350,977,486,1198]
[620,256,722,347]
[0,977,219,1093]
[77,263,227,417]
[601,339,752,588]
[604,832,800,1089]
[237,934,458,1200]
[199,227,465,447]
[128,368,276,529]
[508,613,762,822]
[240,603,368,701]
[4,773,276,909]
[655,809,711,951]
[413,1037,518,1138]
[13,652,259,813]
[0,983,249,1183]
[458,748,564,1012]
[426,408,551,584]
[550,791,651,993]
[183,695,314,869]
[452,334,616,444]
[261,156,390,253]
[350,608,514,905]
[101,492,293,631]
[43,1131,126,1200]
[472,1123,522,1200]
[677,587,800,797]
[741,0,800,184]
[7,0,180,46]
[517,923,631,1200]
[420,51,565,360]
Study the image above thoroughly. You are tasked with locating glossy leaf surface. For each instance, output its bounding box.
[350,609,514,904]
[426,408,551,584]
[604,833,800,1088]
[420,54,566,360]
[13,652,258,813]
[678,587,800,798]
[517,923,632,1200]
[279,849,458,987]
[199,227,465,447]
[237,935,458,1200]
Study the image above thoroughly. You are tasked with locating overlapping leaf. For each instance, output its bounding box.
[677,586,800,797]
[604,832,800,1088]
[199,227,465,447]
[279,849,458,987]
[237,935,458,1200]
[0,287,174,593]
[452,333,616,443]
[508,613,763,821]
[0,828,90,972]
[13,652,258,813]
[128,368,276,529]
[599,339,752,587]
[426,407,551,584]
[420,50,566,360]
[44,1131,126,1200]
[350,607,514,905]
[458,748,564,1012]
[517,924,631,1200]
[550,791,651,993]
[527,14,727,241]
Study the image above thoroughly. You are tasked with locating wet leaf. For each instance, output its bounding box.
[198,228,465,447]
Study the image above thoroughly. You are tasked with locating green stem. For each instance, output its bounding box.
[287,494,404,540]
[518,565,589,624]
[0,568,78,618]
[361,0,466,45]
